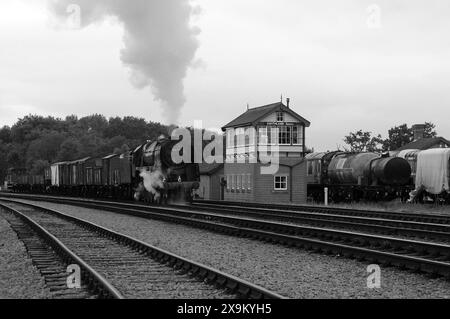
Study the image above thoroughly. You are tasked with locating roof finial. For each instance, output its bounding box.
[280,94,283,103]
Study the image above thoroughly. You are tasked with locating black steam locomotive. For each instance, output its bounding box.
[306,151,412,202]
[6,136,200,204]
[133,137,200,203]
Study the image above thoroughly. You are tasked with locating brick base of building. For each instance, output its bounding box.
[223,160,307,204]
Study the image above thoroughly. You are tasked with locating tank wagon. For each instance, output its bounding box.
[306,152,412,202]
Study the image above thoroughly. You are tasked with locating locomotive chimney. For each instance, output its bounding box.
[412,124,426,141]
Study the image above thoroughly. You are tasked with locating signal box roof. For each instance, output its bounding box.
[222,102,311,131]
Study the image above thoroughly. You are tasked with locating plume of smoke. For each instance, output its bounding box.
[48,0,201,124]
[139,169,165,201]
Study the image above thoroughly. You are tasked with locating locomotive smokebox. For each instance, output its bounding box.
[372,157,411,185]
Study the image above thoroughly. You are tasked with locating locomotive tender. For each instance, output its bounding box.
[306,151,412,202]
[5,136,200,204]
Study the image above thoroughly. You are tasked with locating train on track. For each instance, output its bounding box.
[4,136,200,204]
[4,139,450,205]
[306,149,450,204]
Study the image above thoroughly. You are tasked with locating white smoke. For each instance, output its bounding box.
[48,0,201,123]
[139,169,165,201]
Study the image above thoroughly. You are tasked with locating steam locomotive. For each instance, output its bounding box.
[133,137,200,203]
[5,136,200,204]
[306,151,412,202]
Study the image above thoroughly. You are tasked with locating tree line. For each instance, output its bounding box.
[0,114,172,182]
[342,123,437,153]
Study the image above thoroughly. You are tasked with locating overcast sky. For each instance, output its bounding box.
[1,0,449,151]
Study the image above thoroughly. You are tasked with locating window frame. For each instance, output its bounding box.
[227,129,235,148]
[292,125,304,145]
[274,175,288,191]
[258,127,268,145]
[307,161,314,176]
[276,112,284,122]
[236,128,245,147]
[278,126,292,145]
[269,126,277,145]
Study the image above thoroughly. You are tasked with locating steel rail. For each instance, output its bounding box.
[0,198,285,299]
[195,199,450,224]
[0,202,124,299]
[184,202,450,241]
[1,195,449,278]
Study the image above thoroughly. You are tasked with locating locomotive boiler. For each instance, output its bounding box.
[306,152,412,202]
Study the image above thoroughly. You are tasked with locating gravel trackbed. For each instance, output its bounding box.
[0,210,51,299]
[11,200,450,299]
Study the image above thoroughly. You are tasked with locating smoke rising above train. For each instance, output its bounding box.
[49,0,201,124]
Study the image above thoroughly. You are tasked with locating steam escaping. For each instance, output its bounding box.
[48,0,201,124]
[137,169,165,202]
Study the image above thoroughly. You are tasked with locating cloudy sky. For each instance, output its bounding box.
[1,0,449,151]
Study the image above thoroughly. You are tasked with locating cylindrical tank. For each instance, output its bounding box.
[328,153,379,185]
[328,152,411,186]
[371,157,411,185]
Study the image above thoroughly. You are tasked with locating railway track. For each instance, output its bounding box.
[0,202,122,299]
[0,199,285,299]
[2,194,450,279]
[195,200,450,224]
[185,201,450,242]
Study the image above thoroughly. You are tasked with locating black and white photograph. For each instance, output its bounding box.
[1,0,450,309]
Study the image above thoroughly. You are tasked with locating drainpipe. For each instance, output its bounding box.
[289,166,293,203]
